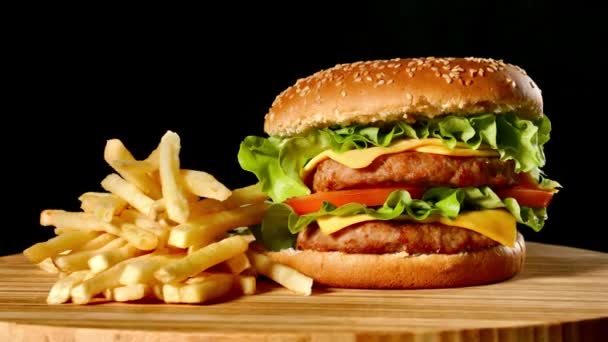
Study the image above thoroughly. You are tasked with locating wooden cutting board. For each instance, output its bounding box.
[1,242,607,342]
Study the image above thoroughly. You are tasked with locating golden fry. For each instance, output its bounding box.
[181,169,231,201]
[79,192,128,222]
[224,253,251,275]
[112,284,151,302]
[40,210,120,235]
[179,274,233,304]
[119,223,158,251]
[191,183,268,216]
[120,209,165,237]
[37,258,60,274]
[155,236,248,283]
[104,139,162,199]
[101,174,156,218]
[53,238,126,272]
[159,131,189,223]
[119,254,181,285]
[47,270,90,304]
[70,233,117,253]
[169,203,268,248]
[237,275,256,295]
[23,231,99,264]
[247,251,313,296]
[88,244,141,273]
[71,253,152,304]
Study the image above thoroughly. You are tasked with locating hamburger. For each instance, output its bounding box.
[238,57,559,289]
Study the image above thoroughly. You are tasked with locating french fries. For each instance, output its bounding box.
[25,130,313,305]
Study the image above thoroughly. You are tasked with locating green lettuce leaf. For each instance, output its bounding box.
[254,187,547,251]
[238,113,552,203]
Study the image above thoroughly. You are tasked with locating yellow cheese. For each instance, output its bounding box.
[301,138,498,179]
[316,209,516,247]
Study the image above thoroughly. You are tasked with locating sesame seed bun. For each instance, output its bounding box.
[264,233,525,289]
[264,57,543,137]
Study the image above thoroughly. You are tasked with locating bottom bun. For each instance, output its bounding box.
[265,233,526,289]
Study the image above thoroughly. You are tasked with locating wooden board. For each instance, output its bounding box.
[1,242,607,341]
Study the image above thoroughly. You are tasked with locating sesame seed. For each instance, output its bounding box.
[469,69,477,77]
[478,68,485,76]
[341,90,347,97]
[407,72,414,77]
[387,79,394,85]
[354,77,362,82]
[366,76,372,81]
[465,79,473,86]
[529,81,535,89]
[486,67,495,73]
[376,79,385,86]
[394,63,401,68]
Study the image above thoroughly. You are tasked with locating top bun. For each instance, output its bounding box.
[264,57,543,137]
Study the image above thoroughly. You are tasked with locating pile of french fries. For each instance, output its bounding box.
[24,131,313,305]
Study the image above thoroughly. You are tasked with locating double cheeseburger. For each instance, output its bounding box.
[238,57,559,289]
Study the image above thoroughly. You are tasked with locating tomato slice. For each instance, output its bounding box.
[285,186,425,215]
[494,187,555,208]
[284,185,555,215]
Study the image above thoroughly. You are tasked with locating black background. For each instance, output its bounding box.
[5,2,607,255]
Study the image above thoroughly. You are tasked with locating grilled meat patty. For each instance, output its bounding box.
[297,221,500,254]
[312,151,518,192]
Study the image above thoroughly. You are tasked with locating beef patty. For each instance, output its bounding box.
[297,221,499,254]
[312,151,518,192]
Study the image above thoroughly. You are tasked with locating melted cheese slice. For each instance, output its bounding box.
[301,138,498,179]
[316,209,516,247]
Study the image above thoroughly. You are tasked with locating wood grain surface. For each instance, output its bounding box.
[1,242,607,341]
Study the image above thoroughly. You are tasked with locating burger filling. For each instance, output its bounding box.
[238,113,559,253]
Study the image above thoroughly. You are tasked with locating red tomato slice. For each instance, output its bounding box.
[284,186,425,215]
[284,185,555,215]
[494,187,555,208]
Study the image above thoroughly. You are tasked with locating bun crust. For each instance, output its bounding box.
[264,233,525,289]
[264,57,543,137]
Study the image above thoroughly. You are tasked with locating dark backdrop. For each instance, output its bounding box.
[5,2,607,255]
